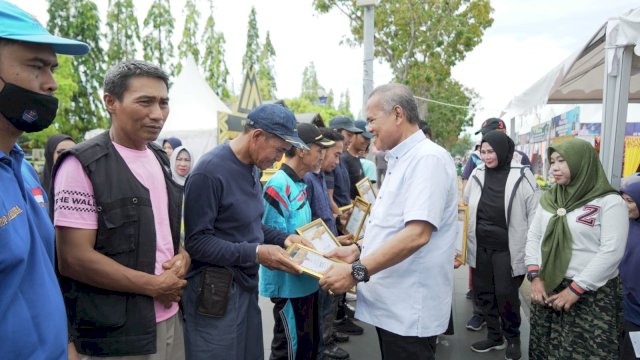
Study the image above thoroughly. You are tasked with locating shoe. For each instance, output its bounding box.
[470,339,506,353]
[466,289,473,299]
[465,314,486,331]
[333,331,349,343]
[323,341,350,359]
[505,339,521,360]
[333,317,364,335]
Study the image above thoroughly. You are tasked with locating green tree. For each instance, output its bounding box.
[201,0,230,99]
[242,6,260,74]
[300,62,319,102]
[314,0,493,144]
[176,0,200,75]
[423,79,478,150]
[327,89,335,108]
[143,0,175,73]
[106,0,141,66]
[337,90,352,118]
[451,133,475,158]
[257,31,277,100]
[285,97,344,126]
[47,0,108,131]
[24,55,80,147]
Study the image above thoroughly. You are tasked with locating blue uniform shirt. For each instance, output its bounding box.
[0,144,67,359]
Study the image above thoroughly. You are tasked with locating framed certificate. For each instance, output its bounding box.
[356,177,377,205]
[296,218,341,254]
[456,206,469,264]
[287,243,343,279]
[338,203,353,213]
[344,197,370,241]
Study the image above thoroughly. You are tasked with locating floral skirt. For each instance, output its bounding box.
[529,277,624,360]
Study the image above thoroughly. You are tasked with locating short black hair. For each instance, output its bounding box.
[419,120,432,138]
[104,60,170,101]
[320,128,344,142]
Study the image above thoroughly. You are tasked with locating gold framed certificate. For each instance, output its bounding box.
[456,206,469,264]
[287,243,343,279]
[338,203,354,213]
[344,197,370,241]
[356,177,377,205]
[296,218,341,254]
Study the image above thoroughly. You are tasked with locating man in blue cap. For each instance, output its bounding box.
[0,1,89,359]
[183,103,312,360]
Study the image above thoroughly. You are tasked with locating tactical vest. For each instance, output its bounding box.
[52,131,182,356]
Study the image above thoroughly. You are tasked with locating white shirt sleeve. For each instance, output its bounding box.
[572,195,629,291]
[525,204,545,267]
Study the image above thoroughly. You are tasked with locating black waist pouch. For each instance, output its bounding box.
[196,267,233,317]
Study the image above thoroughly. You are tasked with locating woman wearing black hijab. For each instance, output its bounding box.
[41,134,75,208]
[463,130,539,360]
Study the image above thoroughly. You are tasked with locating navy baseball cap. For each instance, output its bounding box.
[247,104,309,150]
[0,0,89,55]
[354,120,372,139]
[329,115,362,134]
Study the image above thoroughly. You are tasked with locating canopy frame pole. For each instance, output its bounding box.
[600,45,633,188]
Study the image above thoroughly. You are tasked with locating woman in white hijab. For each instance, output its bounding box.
[170,146,193,186]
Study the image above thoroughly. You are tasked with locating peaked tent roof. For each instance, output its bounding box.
[504,7,640,115]
[162,54,231,132]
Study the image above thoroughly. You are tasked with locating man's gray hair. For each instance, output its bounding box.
[104,60,169,100]
[368,83,420,125]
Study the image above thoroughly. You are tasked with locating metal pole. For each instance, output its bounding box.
[600,45,632,189]
[362,5,374,117]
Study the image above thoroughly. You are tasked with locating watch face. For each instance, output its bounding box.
[353,267,365,280]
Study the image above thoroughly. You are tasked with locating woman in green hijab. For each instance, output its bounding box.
[525,138,629,359]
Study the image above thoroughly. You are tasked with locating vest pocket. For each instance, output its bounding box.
[73,287,127,328]
[97,206,138,256]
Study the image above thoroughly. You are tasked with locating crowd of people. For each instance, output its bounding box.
[3,1,640,360]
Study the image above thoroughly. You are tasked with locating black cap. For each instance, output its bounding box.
[475,118,507,135]
[297,123,335,148]
[329,115,362,134]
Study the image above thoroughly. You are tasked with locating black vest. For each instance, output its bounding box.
[52,131,182,356]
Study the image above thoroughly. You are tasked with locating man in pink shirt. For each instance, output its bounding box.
[53,60,189,359]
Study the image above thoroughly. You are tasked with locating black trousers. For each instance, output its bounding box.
[620,319,640,359]
[471,246,524,342]
[270,292,319,360]
[376,327,436,360]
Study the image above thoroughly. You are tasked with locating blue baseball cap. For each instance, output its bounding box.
[247,104,309,150]
[0,0,89,55]
[329,115,362,134]
[354,120,372,139]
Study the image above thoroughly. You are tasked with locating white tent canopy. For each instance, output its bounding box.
[504,7,640,187]
[160,55,231,165]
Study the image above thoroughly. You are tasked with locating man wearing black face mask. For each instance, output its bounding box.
[0,1,89,359]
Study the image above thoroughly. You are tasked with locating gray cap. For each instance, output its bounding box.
[329,115,362,134]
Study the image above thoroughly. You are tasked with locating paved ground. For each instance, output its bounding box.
[260,265,532,359]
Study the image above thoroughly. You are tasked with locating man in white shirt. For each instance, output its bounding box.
[320,83,458,359]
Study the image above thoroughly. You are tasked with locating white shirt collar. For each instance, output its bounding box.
[387,130,425,162]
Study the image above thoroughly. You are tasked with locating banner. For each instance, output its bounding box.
[576,123,640,136]
[529,122,549,143]
[551,107,580,138]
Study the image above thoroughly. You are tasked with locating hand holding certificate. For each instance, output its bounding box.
[287,243,343,279]
[296,219,341,254]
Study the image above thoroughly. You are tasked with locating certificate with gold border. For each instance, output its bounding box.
[356,177,377,205]
[344,197,370,241]
[456,206,469,264]
[296,218,341,254]
[287,243,343,279]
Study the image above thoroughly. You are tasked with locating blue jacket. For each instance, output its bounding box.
[260,164,318,298]
[0,145,67,359]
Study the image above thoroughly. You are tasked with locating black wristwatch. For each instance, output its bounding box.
[527,272,538,282]
[351,260,370,283]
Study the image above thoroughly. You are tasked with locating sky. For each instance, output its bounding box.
[20,0,640,136]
